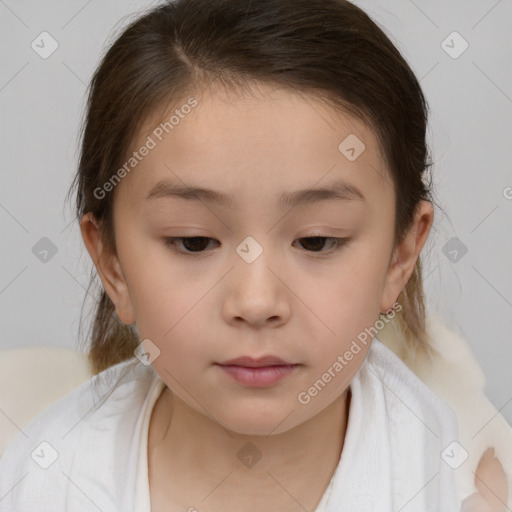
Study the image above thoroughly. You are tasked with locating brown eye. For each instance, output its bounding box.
[164,236,216,253]
[163,236,348,257]
[296,236,348,253]
[298,237,328,251]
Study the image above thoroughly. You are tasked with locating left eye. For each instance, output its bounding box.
[294,236,348,253]
[163,236,349,255]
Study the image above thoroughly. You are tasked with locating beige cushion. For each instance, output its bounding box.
[0,346,93,457]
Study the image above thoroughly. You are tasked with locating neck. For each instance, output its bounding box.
[148,385,351,511]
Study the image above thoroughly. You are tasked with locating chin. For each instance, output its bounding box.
[215,408,305,437]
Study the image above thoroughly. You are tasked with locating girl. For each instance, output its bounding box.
[0,0,509,510]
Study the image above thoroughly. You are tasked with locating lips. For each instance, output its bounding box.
[216,358,300,387]
[217,355,293,368]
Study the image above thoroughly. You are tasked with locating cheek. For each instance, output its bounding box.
[133,282,209,345]
[316,255,386,326]
[116,231,206,325]
[306,254,388,369]
[124,259,217,365]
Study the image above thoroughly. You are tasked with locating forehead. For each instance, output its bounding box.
[115,82,393,212]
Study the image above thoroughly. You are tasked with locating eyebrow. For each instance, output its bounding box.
[145,178,365,208]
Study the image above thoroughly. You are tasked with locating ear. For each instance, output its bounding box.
[380,201,434,314]
[80,212,136,325]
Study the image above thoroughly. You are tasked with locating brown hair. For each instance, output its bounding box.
[67,0,438,375]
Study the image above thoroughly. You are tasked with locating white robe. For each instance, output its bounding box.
[0,337,469,511]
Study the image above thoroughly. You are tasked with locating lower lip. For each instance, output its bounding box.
[216,364,299,387]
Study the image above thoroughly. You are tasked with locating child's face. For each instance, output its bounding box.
[84,82,430,435]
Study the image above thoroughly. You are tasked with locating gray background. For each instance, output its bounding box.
[1,0,511,425]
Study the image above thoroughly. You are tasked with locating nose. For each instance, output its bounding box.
[222,248,291,329]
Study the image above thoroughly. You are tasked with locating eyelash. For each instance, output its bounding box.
[163,236,349,256]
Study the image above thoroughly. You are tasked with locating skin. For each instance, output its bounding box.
[461,448,508,512]
[80,82,506,511]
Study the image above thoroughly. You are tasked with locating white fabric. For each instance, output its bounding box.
[0,338,462,511]
[326,337,460,511]
[133,373,165,512]
[381,314,512,507]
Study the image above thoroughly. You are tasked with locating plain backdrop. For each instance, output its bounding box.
[1,0,511,426]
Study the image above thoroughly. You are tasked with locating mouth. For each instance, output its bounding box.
[216,355,296,368]
[215,359,301,388]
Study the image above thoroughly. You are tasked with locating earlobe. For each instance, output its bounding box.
[79,212,136,325]
[380,201,434,314]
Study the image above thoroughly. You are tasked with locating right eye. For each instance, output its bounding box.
[163,236,219,254]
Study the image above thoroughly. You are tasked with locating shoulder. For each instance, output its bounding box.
[337,338,460,509]
[0,357,156,511]
[367,336,459,429]
[377,316,512,508]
